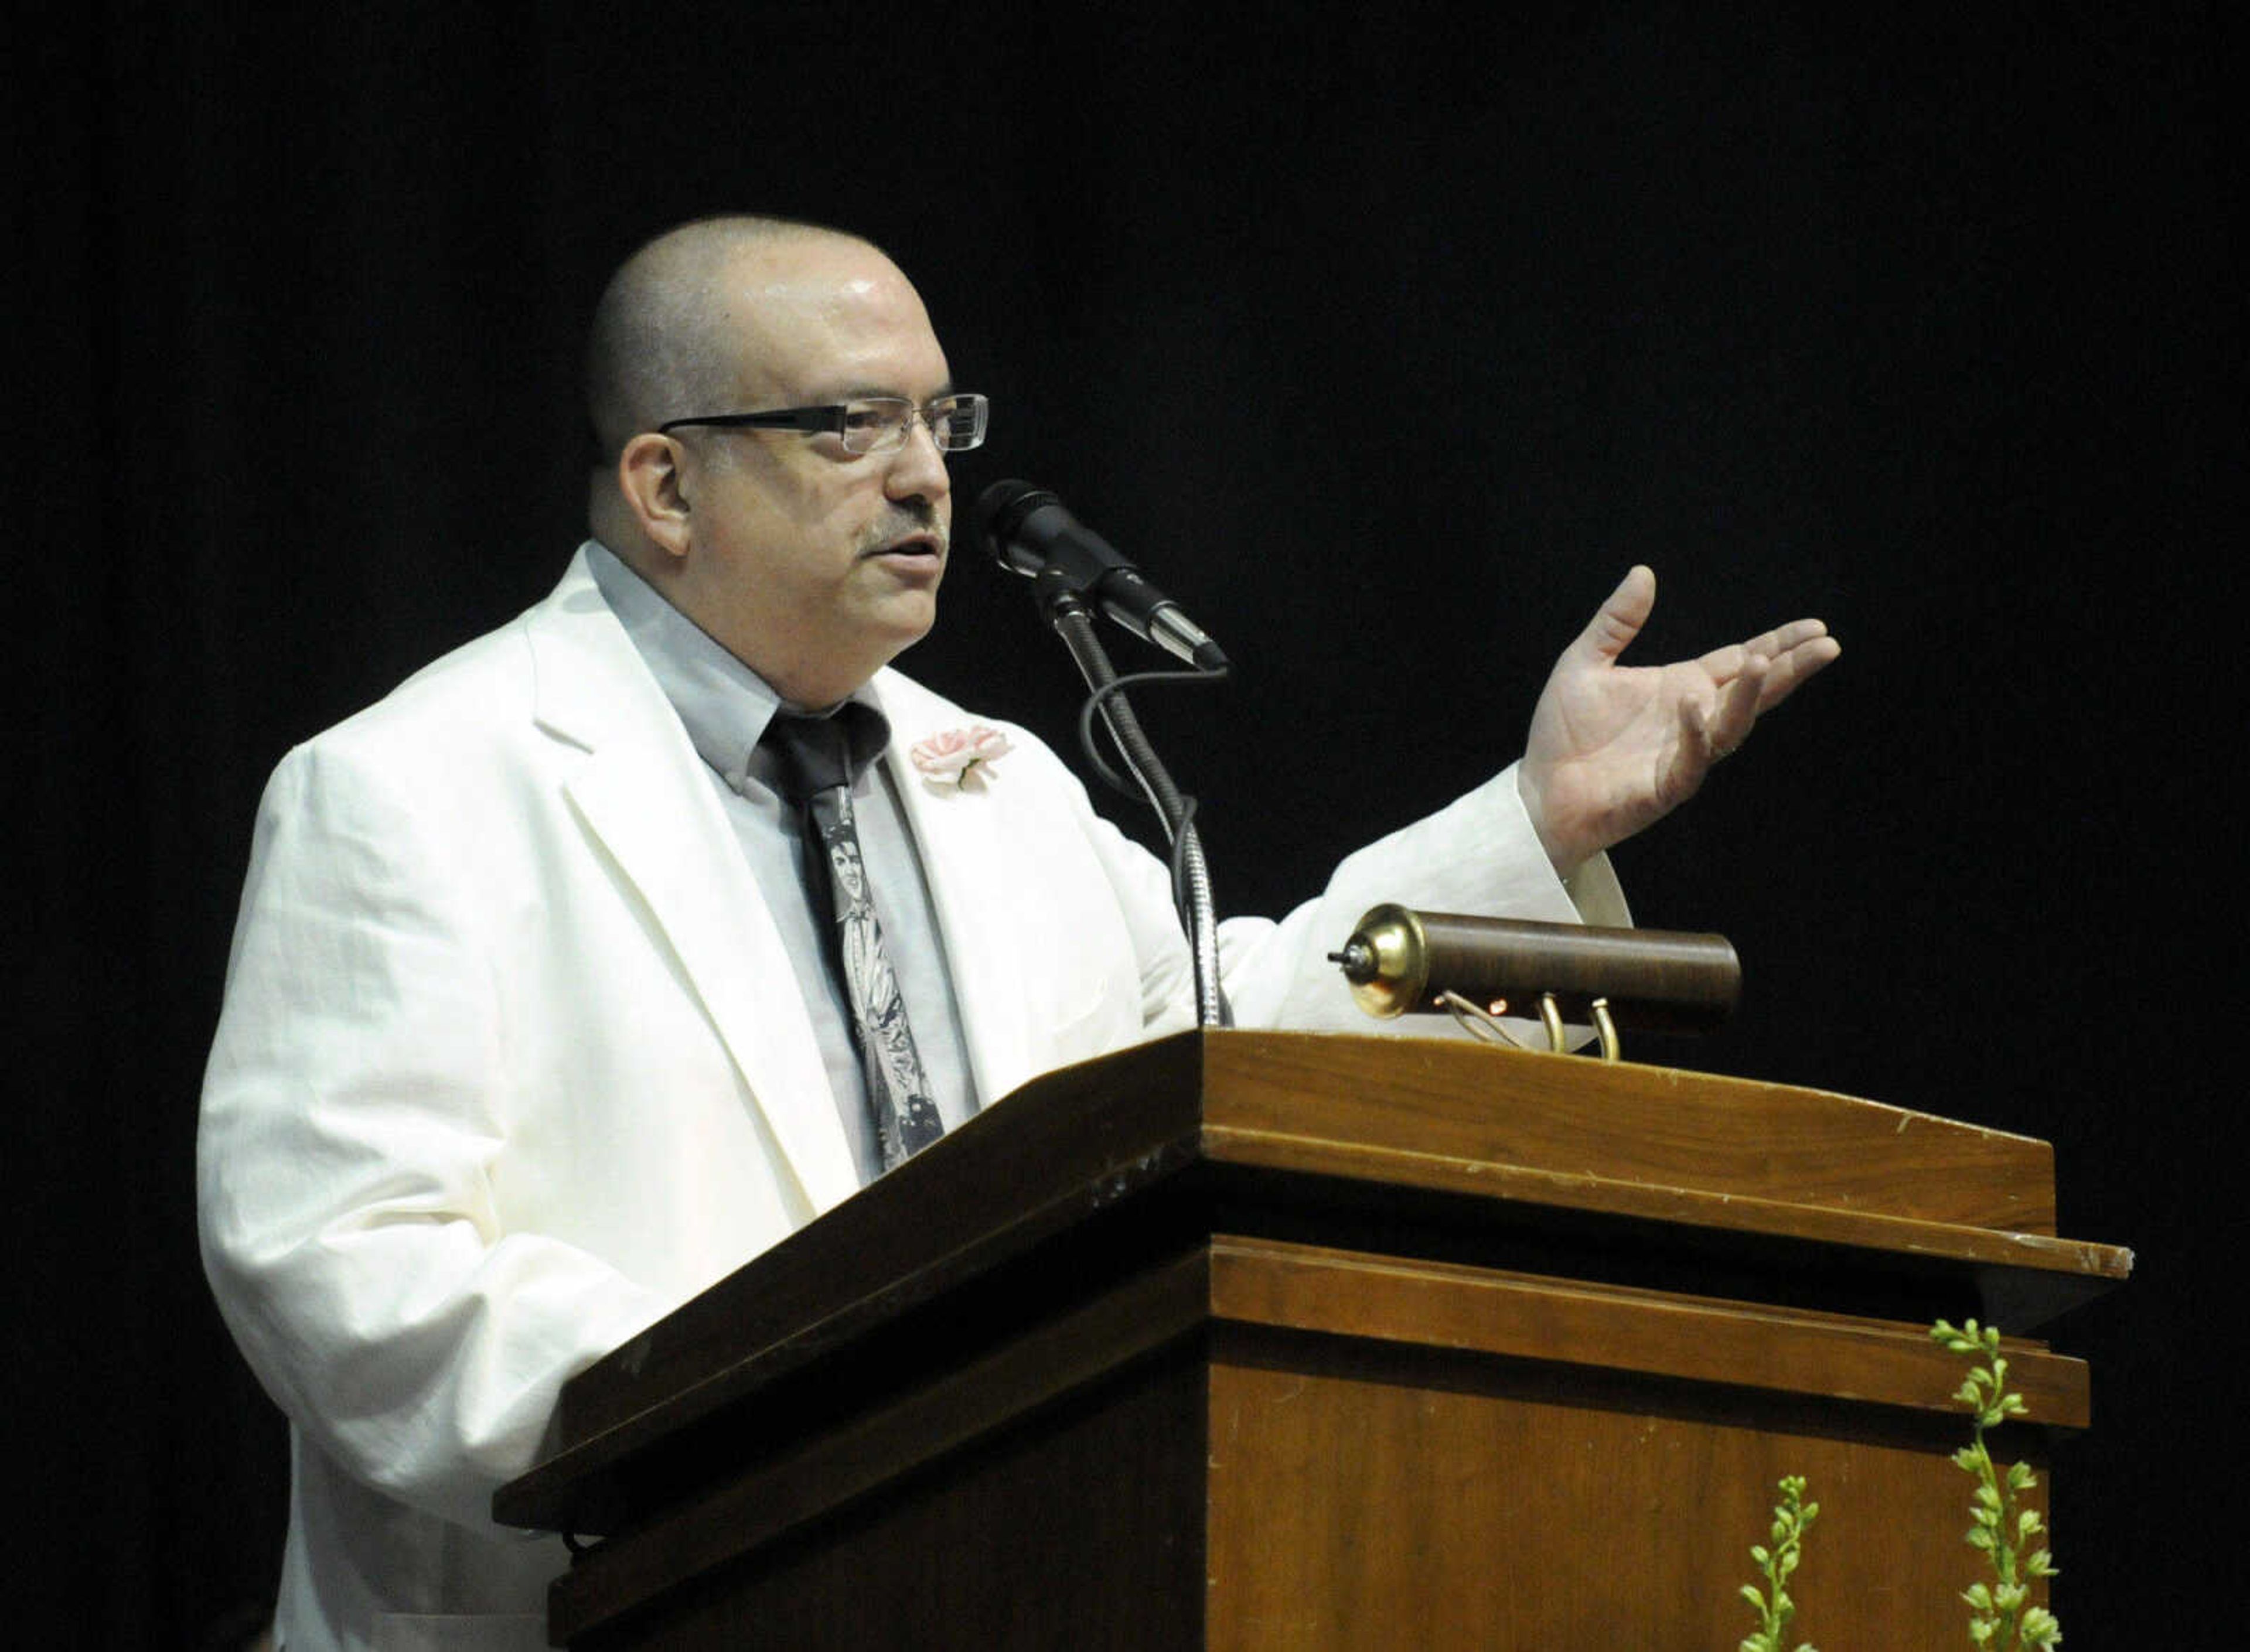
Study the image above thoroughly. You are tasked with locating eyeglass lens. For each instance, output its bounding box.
[844,396,986,454]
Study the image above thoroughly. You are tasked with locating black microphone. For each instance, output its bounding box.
[977,480,1231,673]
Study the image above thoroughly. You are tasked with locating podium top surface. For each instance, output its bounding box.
[497,1030,2128,1531]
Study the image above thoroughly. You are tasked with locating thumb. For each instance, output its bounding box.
[1569,565,1656,666]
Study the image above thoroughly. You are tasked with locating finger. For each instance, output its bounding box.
[1571,565,1657,665]
[1696,617,1829,682]
[1705,651,1769,756]
[1750,633,1842,712]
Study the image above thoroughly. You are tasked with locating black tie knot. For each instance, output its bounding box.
[762,704,890,804]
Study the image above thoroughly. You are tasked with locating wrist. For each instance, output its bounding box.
[1514,762,1586,878]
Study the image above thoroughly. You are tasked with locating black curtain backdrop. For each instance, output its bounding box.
[13,2,2237,1643]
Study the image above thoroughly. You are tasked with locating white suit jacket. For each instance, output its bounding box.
[198,550,1624,1651]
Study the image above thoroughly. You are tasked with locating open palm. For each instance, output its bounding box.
[1518,566,1840,873]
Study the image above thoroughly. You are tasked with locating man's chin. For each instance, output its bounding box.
[864,596,940,664]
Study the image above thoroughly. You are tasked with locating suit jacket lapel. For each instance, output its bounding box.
[875,687,1034,1110]
[524,557,861,1217]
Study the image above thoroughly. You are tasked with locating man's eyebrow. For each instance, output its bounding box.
[821,379,960,403]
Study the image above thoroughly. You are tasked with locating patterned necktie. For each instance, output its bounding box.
[762,707,946,1171]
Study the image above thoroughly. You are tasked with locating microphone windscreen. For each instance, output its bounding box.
[976,479,1061,572]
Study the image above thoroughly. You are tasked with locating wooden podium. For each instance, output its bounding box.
[495,1030,2128,1649]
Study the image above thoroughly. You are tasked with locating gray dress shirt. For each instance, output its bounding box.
[585,540,980,1184]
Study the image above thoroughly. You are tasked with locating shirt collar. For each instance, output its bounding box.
[582,538,888,794]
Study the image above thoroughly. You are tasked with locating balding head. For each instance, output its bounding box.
[585,214,884,462]
[581,217,958,706]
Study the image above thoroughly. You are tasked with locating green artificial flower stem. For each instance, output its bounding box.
[1738,1476,1817,1652]
[1932,1320,2061,1651]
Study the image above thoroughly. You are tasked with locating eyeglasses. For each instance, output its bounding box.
[656,392,989,456]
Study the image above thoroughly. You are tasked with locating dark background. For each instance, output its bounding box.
[13,2,2236,1644]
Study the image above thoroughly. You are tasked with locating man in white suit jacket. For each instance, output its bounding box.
[198,217,1838,1651]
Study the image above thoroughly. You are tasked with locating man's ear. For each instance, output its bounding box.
[617,432,693,563]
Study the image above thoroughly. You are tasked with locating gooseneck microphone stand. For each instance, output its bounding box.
[1032,564,1230,1029]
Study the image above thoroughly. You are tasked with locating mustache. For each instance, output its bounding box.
[863,501,948,554]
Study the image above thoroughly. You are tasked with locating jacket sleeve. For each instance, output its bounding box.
[1083,761,1627,1036]
[197,742,673,1531]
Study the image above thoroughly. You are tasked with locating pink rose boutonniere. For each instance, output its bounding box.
[909,724,1014,793]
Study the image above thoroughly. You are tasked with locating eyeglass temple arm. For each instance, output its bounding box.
[657,408,840,436]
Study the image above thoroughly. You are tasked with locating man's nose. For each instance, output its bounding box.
[884,417,951,503]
